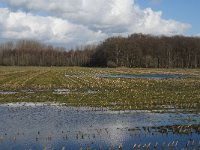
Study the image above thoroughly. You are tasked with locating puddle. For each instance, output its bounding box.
[97,74,188,79]
[21,90,35,94]
[0,103,199,150]
[53,89,70,95]
[0,89,98,96]
[0,91,18,95]
[86,90,97,94]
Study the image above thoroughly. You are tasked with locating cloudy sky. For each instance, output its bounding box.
[0,0,199,48]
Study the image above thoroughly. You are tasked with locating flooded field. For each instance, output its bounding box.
[0,103,199,150]
[0,67,200,149]
[0,67,200,111]
[96,74,188,79]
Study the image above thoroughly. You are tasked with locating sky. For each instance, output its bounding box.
[0,0,199,48]
[135,0,200,35]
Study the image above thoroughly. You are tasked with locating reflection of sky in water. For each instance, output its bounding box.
[0,103,199,150]
[96,74,188,79]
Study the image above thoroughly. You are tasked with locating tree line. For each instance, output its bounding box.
[0,40,95,66]
[0,34,200,68]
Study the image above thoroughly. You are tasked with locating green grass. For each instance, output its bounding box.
[0,66,200,112]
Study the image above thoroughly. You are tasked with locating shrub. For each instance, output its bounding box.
[107,60,117,68]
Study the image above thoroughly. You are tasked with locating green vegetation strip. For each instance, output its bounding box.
[0,66,200,112]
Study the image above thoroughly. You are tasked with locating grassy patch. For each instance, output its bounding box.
[0,66,200,112]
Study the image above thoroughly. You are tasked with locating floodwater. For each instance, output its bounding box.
[97,74,188,79]
[0,103,199,150]
[0,91,18,95]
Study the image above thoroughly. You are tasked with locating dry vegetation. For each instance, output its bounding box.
[0,66,200,112]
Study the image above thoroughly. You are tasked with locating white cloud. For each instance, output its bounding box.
[0,0,190,47]
[0,8,106,47]
[129,8,190,35]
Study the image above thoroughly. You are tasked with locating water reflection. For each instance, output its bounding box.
[96,74,188,79]
[0,103,199,150]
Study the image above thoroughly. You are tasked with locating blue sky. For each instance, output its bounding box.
[135,0,200,35]
[0,0,198,47]
[0,2,6,7]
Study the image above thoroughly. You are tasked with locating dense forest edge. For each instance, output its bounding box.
[0,33,200,68]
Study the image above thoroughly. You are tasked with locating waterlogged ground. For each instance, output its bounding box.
[96,74,188,79]
[0,67,200,149]
[0,67,200,111]
[0,103,200,150]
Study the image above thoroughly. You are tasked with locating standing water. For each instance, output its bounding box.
[96,74,188,79]
[0,103,199,150]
